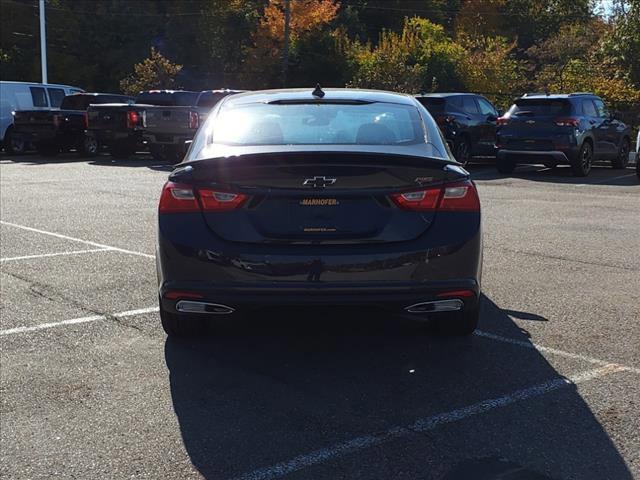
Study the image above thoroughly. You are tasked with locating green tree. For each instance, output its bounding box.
[119,47,182,95]
[347,17,465,93]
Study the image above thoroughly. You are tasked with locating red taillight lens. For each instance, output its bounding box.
[127,110,140,129]
[496,116,510,126]
[188,111,199,130]
[554,117,579,127]
[198,189,247,211]
[159,182,248,214]
[390,187,442,211]
[439,181,480,212]
[389,180,480,213]
[83,112,89,129]
[159,182,200,213]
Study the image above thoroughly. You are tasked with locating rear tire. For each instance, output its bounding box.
[612,138,630,169]
[435,303,480,336]
[4,127,26,155]
[79,135,98,157]
[160,304,205,338]
[453,137,471,166]
[165,145,185,164]
[496,155,515,174]
[571,141,593,177]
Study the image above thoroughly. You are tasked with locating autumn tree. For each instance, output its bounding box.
[120,48,182,95]
[241,0,340,88]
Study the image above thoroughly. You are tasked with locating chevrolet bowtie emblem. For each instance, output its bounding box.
[302,176,336,188]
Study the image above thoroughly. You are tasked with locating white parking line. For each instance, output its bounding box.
[0,248,111,263]
[231,363,626,480]
[575,173,637,187]
[0,220,155,259]
[0,306,159,336]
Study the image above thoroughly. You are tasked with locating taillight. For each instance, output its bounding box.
[127,110,140,129]
[389,180,480,213]
[554,117,579,127]
[158,182,248,214]
[83,112,89,129]
[158,182,200,213]
[496,116,510,126]
[52,114,61,127]
[188,111,199,130]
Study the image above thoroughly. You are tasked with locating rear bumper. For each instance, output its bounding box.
[159,280,480,316]
[143,133,193,146]
[87,129,142,145]
[497,148,578,164]
[13,127,57,143]
[156,212,483,314]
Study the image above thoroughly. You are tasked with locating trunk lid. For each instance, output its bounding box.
[175,152,464,245]
[143,107,193,134]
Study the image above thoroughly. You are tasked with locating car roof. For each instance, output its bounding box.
[519,93,599,100]
[415,92,478,98]
[222,88,417,106]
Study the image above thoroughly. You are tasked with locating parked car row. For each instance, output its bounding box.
[416,91,634,177]
[1,81,243,163]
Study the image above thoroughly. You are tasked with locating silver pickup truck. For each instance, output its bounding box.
[143,89,244,163]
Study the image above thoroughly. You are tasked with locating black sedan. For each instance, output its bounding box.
[156,88,483,337]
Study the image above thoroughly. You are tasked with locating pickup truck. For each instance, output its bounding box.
[86,90,198,159]
[12,93,134,157]
[142,89,244,163]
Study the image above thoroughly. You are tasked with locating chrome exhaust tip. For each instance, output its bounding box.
[175,300,235,315]
[405,299,464,314]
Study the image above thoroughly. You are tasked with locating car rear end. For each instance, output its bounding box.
[86,102,144,147]
[156,90,482,337]
[496,97,582,167]
[12,110,60,147]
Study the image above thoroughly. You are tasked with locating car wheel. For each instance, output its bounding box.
[571,141,593,177]
[79,135,98,157]
[496,155,515,174]
[453,137,471,166]
[435,303,480,336]
[4,127,26,155]
[160,303,205,338]
[612,138,630,169]
[36,142,60,157]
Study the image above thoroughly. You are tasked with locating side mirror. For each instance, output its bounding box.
[487,114,498,122]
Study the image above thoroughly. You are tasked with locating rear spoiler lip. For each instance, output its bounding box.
[177,150,459,170]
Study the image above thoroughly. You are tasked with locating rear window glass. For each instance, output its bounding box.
[61,95,92,110]
[416,97,445,113]
[135,91,198,106]
[30,87,48,107]
[197,91,242,108]
[209,102,425,146]
[511,99,571,116]
[47,88,66,108]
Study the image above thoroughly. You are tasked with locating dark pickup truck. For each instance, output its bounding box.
[142,89,243,163]
[86,90,198,159]
[12,93,134,157]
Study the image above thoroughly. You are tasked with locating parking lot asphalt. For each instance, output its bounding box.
[1,153,639,480]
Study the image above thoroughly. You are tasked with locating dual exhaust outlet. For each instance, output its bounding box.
[174,299,464,316]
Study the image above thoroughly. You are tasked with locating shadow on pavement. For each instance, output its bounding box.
[0,152,173,171]
[165,296,632,480]
[468,163,638,186]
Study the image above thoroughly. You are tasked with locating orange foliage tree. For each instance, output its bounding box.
[241,0,340,88]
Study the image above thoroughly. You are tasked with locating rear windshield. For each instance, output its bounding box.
[510,99,571,116]
[135,91,198,106]
[197,91,241,108]
[416,97,446,113]
[209,102,425,146]
[61,95,134,110]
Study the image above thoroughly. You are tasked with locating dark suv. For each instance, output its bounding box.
[416,93,499,165]
[496,93,632,176]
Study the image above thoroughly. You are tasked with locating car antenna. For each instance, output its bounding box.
[312,84,325,98]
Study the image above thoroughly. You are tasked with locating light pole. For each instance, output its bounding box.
[39,0,48,84]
